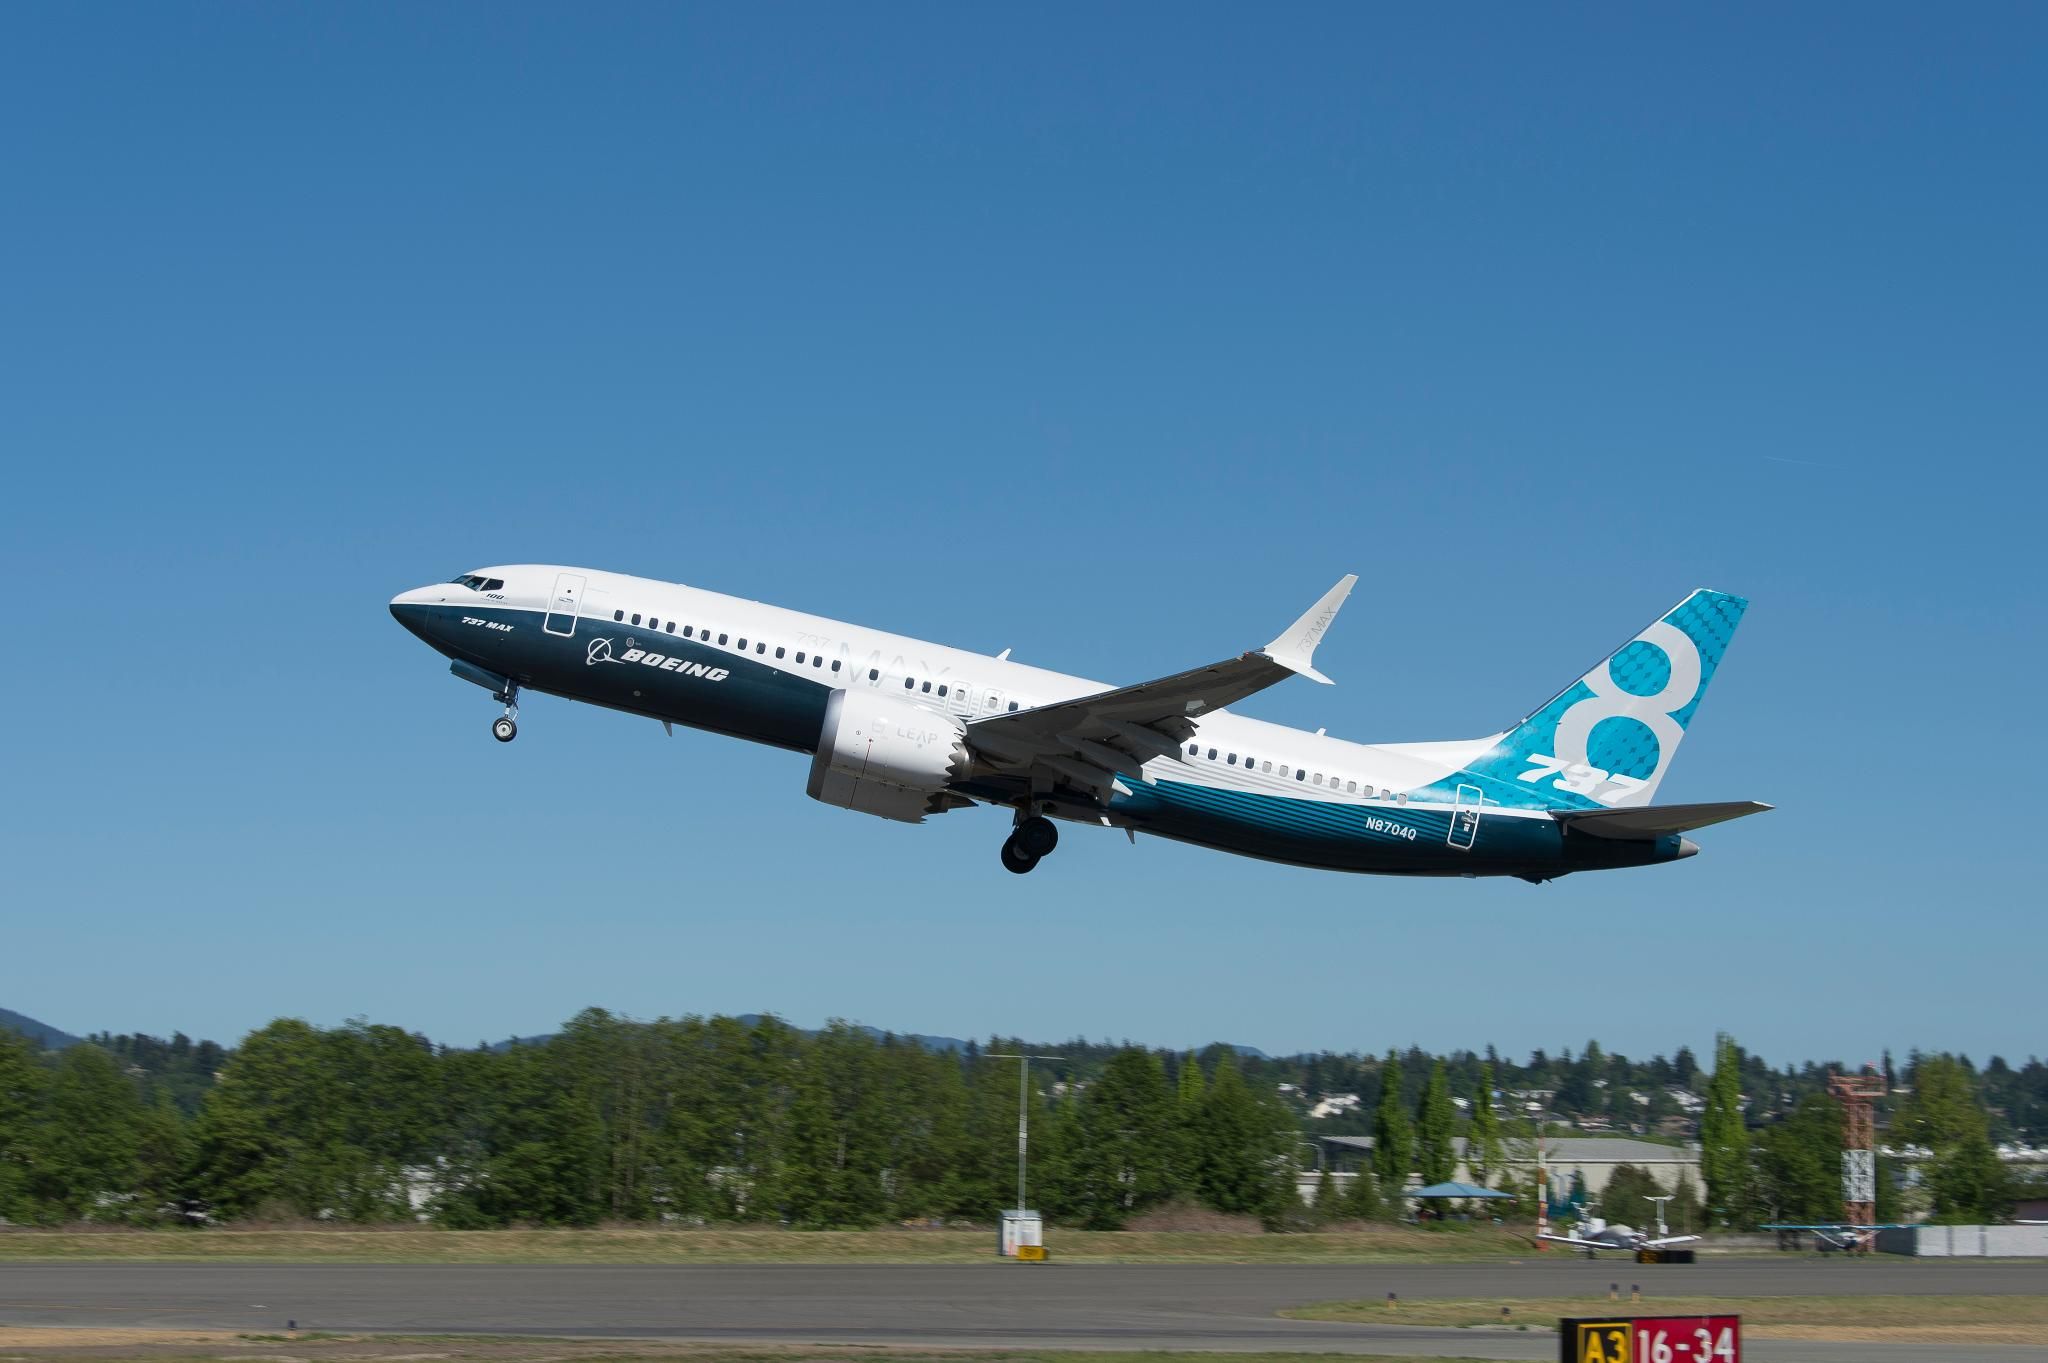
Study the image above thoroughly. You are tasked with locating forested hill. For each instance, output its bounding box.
[0,1007,78,1051]
[486,1014,1268,1060]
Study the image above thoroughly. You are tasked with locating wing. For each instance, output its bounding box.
[964,576,1356,800]
[1538,1234,1605,1249]
[1641,1234,1702,1248]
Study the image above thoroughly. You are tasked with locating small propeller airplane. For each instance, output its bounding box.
[1542,1197,1701,1258]
[1761,1222,1904,1252]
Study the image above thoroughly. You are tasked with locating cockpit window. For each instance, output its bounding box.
[449,575,505,592]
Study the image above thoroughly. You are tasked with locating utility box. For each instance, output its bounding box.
[999,1209,1044,1258]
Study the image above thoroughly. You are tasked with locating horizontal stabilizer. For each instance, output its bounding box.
[1558,800,1773,840]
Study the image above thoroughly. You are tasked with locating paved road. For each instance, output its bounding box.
[2,1261,2041,1361]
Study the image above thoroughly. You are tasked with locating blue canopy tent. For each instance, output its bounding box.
[1401,1180,1513,1221]
[1405,1181,1513,1200]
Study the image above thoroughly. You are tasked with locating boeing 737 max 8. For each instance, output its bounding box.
[390,568,1768,878]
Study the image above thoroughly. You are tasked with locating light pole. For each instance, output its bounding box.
[986,1053,1063,1210]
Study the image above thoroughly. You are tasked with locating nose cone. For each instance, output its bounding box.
[389,584,446,641]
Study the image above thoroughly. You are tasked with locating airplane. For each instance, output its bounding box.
[1542,1201,1702,1257]
[1761,1222,1903,1252]
[389,566,1769,877]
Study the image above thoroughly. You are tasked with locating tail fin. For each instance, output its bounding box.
[1457,589,1748,809]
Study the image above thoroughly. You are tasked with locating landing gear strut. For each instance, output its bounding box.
[491,685,520,743]
[1000,814,1059,873]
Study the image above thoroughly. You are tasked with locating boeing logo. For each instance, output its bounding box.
[586,637,730,682]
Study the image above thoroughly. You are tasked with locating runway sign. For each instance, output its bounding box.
[1560,1314,1740,1363]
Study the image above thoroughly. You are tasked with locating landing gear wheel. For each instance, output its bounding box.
[1015,815,1059,858]
[1000,839,1039,875]
[492,716,518,743]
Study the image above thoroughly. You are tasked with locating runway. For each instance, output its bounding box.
[1,1260,2040,1361]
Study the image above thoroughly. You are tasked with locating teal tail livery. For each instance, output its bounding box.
[390,568,1769,881]
[1446,589,1751,813]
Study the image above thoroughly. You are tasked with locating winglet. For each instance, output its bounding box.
[1262,574,1356,685]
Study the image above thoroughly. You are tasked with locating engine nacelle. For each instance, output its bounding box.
[806,689,971,823]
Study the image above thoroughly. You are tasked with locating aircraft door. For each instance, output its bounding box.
[1447,783,1482,850]
[544,573,586,637]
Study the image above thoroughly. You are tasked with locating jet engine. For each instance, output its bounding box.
[806,689,972,823]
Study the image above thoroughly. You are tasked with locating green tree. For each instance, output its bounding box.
[1067,1048,1177,1228]
[1754,1093,1843,1224]
[1311,1166,1339,1220]
[1669,1170,1706,1233]
[1898,1055,2011,1222]
[1699,1033,1751,1227]
[1340,1162,1384,1220]
[33,1044,147,1221]
[1467,1062,1505,1189]
[1598,1163,1668,1231]
[1372,1050,1413,1194]
[1415,1060,1457,1186]
[783,1022,894,1227]
[0,1030,48,1222]
[1192,1052,1293,1223]
[1172,1053,1207,1197]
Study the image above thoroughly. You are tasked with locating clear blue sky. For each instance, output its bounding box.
[3,4,2041,1067]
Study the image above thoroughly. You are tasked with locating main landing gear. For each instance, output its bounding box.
[491,685,520,743]
[1001,815,1059,874]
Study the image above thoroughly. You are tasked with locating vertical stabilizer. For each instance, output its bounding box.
[1455,589,1748,809]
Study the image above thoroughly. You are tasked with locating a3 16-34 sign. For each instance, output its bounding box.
[1560,1315,1741,1363]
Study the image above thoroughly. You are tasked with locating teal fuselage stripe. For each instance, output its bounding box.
[399,603,1683,878]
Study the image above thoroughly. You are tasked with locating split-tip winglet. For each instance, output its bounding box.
[1263,573,1356,684]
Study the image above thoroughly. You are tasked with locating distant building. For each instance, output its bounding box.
[1308,1133,1702,1202]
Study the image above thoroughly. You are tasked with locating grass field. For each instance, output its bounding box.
[0,1335,1500,1363]
[1287,1293,2048,1346]
[0,1225,1536,1264]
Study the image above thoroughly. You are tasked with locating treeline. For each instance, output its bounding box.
[0,1012,1301,1229]
[0,1016,2034,1229]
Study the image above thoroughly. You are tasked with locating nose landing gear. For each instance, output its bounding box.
[1000,815,1059,874]
[491,685,520,743]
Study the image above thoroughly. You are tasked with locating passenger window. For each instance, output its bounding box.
[1296,769,1307,781]
[1363,785,1375,798]
[1397,792,1408,804]
[613,610,624,622]
[1227,753,1237,765]
[1207,747,1217,760]
[937,684,947,697]
[684,626,694,638]
[831,660,841,672]
[905,677,915,689]
[1261,761,1272,773]
[756,642,766,654]
[1187,745,1199,757]
[1345,780,1356,793]
[631,614,641,626]
[870,668,880,681]
[775,646,785,659]
[737,638,747,650]
[921,681,931,693]
[1278,766,1289,778]
[1009,702,1019,711]
[649,618,658,629]
[665,622,675,634]
[718,633,729,645]
[795,651,805,663]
